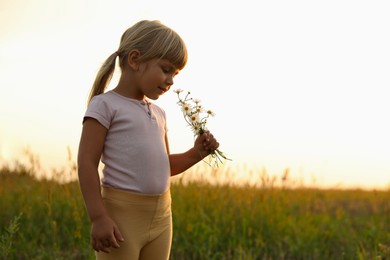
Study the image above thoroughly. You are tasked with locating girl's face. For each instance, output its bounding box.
[137,59,180,100]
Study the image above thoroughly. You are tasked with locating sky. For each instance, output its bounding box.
[1,0,389,189]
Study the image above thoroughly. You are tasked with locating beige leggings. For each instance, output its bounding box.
[96,187,172,260]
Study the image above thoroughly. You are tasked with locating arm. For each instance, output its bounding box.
[166,131,220,176]
[77,118,123,253]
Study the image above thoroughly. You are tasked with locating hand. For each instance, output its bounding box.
[194,131,220,159]
[91,214,124,253]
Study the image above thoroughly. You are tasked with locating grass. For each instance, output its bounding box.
[170,179,390,259]
[0,154,389,259]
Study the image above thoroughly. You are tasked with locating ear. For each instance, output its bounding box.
[127,50,141,71]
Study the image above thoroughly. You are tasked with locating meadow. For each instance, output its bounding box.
[0,154,389,259]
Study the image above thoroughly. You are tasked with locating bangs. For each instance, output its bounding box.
[160,33,188,70]
[137,26,188,70]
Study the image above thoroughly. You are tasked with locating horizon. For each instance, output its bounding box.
[1,147,388,191]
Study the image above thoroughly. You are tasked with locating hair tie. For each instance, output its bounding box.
[115,51,120,57]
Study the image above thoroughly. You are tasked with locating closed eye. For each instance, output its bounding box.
[161,66,180,78]
[162,67,171,73]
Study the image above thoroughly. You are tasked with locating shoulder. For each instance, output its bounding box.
[89,91,127,111]
[90,91,117,104]
[85,91,119,128]
[149,102,166,117]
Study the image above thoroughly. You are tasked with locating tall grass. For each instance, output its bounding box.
[0,153,389,259]
[0,157,90,259]
[0,213,22,259]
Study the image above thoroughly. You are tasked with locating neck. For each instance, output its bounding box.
[114,75,145,100]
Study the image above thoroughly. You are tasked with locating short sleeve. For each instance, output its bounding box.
[83,95,113,129]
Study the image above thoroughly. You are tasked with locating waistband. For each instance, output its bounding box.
[102,186,170,202]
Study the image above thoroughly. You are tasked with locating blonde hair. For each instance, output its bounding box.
[88,20,188,103]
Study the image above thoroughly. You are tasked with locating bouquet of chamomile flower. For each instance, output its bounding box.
[174,89,231,167]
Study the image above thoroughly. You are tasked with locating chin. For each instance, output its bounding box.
[147,94,160,100]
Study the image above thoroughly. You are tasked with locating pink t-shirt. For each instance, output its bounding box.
[84,90,170,195]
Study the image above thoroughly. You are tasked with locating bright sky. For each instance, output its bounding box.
[1,0,389,189]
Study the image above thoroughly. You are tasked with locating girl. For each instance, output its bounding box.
[77,20,219,259]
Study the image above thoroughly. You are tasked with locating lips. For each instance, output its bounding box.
[158,86,168,93]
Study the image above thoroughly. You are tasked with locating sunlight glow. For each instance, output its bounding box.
[1,0,389,189]
[0,144,10,162]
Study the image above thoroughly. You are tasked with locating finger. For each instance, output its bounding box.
[109,234,120,248]
[205,133,211,142]
[101,247,111,253]
[98,241,111,253]
[206,132,215,142]
[114,226,125,243]
[198,133,207,143]
[202,134,212,145]
[95,241,109,253]
[211,143,219,152]
[104,239,111,248]
[204,138,218,150]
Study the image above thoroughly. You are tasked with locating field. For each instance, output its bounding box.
[0,156,389,259]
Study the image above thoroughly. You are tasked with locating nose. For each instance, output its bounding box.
[166,74,174,85]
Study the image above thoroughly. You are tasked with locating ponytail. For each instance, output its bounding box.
[87,52,118,104]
